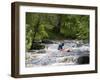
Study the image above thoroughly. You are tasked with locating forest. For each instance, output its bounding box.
[26,12,89,51]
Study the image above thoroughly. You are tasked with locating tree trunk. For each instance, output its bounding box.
[53,15,61,33]
[30,18,40,50]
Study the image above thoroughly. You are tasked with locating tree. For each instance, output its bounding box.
[60,15,79,39]
[26,13,89,50]
[76,15,89,40]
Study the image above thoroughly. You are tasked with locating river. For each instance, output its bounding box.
[25,40,89,67]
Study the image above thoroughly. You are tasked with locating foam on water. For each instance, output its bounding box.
[26,40,89,67]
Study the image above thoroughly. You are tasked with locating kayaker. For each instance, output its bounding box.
[58,42,70,52]
[58,43,64,50]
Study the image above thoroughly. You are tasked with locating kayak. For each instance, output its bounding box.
[60,48,71,52]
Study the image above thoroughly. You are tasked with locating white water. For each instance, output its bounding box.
[25,40,89,67]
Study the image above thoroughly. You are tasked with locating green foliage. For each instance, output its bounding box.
[26,24,33,50]
[34,24,49,40]
[26,13,89,50]
[76,16,89,40]
[60,15,79,39]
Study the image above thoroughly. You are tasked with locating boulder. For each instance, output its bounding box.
[42,39,53,44]
[31,43,45,50]
[77,56,89,64]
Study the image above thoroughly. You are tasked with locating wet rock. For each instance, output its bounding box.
[31,43,45,50]
[77,56,89,64]
[42,39,53,44]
